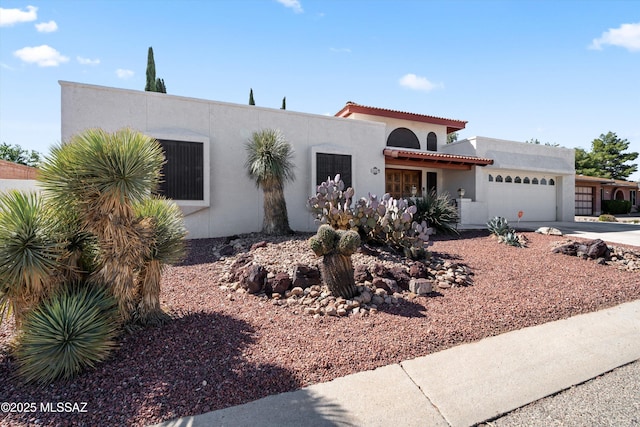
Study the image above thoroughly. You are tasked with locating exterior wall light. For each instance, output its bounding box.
[370,166,380,175]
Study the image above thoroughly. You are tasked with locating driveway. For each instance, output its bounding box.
[464,219,640,247]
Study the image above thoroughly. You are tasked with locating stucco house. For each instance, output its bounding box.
[575,174,639,215]
[59,81,575,239]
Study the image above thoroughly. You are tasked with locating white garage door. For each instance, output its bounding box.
[487,174,557,221]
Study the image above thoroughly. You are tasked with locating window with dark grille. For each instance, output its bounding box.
[427,132,437,151]
[387,128,420,149]
[157,139,204,200]
[316,153,352,188]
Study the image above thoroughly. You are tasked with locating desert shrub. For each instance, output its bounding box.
[308,175,430,258]
[598,214,618,222]
[602,200,631,215]
[487,216,526,248]
[487,216,511,237]
[15,284,119,385]
[409,190,459,235]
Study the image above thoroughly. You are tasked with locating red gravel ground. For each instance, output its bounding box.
[1,230,638,427]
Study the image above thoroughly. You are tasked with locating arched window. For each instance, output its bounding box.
[488,174,494,182]
[514,176,522,183]
[614,190,625,200]
[427,132,437,151]
[532,178,539,185]
[549,178,555,186]
[387,128,420,149]
[496,175,503,182]
[540,178,547,185]
[505,176,513,183]
[523,177,530,184]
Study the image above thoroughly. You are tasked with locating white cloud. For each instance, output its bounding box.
[329,47,351,53]
[116,69,134,79]
[35,20,58,33]
[399,73,443,92]
[13,45,69,67]
[0,5,37,26]
[77,56,100,65]
[590,22,640,52]
[276,0,303,13]
[1,62,15,70]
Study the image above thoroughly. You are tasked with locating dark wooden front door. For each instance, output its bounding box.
[385,169,421,199]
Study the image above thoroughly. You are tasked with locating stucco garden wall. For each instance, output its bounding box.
[60,81,386,238]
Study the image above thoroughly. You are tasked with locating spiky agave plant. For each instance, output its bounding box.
[15,283,119,385]
[38,128,165,324]
[133,196,187,325]
[410,190,459,235]
[0,191,64,327]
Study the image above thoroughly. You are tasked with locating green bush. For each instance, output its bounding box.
[602,200,631,215]
[409,190,459,235]
[598,214,618,222]
[15,284,119,385]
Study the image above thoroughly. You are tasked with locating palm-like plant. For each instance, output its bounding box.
[38,128,165,323]
[245,129,295,235]
[133,196,187,325]
[0,191,64,327]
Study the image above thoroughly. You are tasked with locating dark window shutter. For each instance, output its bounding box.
[316,153,352,188]
[158,139,204,200]
[427,172,437,194]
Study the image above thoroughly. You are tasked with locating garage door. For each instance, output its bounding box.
[575,186,594,215]
[487,174,557,221]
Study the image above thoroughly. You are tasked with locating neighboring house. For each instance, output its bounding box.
[575,174,639,215]
[60,81,575,239]
[0,159,39,193]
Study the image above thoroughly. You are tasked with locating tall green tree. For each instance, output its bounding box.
[525,138,560,147]
[249,88,255,105]
[245,129,295,235]
[281,97,286,110]
[576,132,638,180]
[145,47,156,92]
[446,132,458,144]
[0,143,40,167]
[155,78,166,94]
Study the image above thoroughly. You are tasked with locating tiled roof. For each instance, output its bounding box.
[576,174,639,188]
[383,148,493,168]
[335,102,467,134]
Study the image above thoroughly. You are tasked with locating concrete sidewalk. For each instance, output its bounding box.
[152,300,640,427]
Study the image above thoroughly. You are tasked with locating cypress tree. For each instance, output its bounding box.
[145,47,156,92]
[156,78,166,94]
[281,97,286,110]
[249,88,255,105]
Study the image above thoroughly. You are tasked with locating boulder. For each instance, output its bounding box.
[268,272,291,294]
[372,277,399,293]
[409,278,433,295]
[535,227,563,236]
[408,262,429,279]
[292,264,321,289]
[250,240,268,251]
[354,264,372,282]
[389,266,411,290]
[238,264,267,294]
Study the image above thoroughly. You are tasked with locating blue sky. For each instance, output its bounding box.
[1,0,639,180]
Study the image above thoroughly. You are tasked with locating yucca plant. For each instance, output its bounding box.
[38,128,165,323]
[410,190,459,235]
[0,191,64,327]
[245,129,295,235]
[133,196,187,325]
[15,283,119,385]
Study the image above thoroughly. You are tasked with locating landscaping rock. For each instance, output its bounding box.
[409,278,433,295]
[238,264,267,294]
[372,277,398,293]
[250,240,268,251]
[389,266,411,290]
[409,262,429,279]
[268,272,291,294]
[219,244,235,256]
[292,264,321,289]
[354,264,372,282]
[535,227,563,236]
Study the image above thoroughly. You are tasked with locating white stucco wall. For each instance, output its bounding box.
[444,137,575,222]
[0,179,40,194]
[60,81,386,238]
